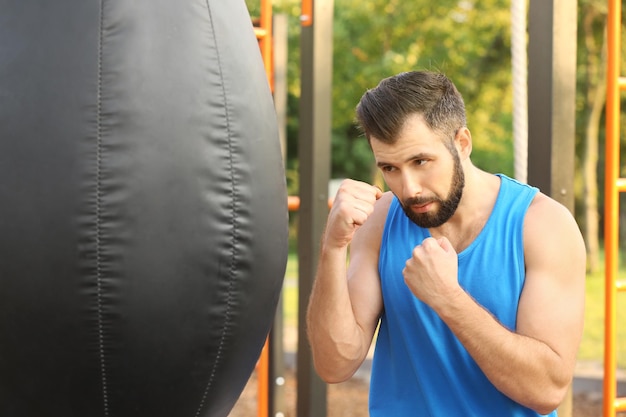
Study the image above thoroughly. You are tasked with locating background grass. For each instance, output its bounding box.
[578,266,626,368]
[282,253,298,329]
[279,252,626,368]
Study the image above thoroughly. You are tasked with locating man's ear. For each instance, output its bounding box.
[455,127,472,160]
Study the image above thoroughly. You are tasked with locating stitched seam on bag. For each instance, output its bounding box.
[96,1,110,416]
[194,3,239,416]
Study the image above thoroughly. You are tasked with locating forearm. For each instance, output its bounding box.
[437,290,572,414]
[306,180,385,382]
[306,244,369,382]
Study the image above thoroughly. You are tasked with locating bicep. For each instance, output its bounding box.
[517,197,586,363]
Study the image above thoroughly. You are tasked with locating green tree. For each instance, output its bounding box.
[332,0,515,181]
[248,0,527,188]
[574,0,626,271]
[576,0,607,273]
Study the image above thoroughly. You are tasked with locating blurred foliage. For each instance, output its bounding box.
[331,0,514,177]
[246,0,626,252]
[247,0,515,189]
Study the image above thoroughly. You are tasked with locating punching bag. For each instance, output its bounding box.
[0,1,288,416]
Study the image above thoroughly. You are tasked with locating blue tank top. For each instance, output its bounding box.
[370,174,555,417]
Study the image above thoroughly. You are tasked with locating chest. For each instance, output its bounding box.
[379,202,528,328]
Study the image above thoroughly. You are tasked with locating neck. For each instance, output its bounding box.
[430,168,500,252]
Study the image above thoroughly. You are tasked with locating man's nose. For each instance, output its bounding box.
[402,173,422,199]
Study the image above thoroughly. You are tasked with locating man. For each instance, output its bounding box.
[306,71,586,416]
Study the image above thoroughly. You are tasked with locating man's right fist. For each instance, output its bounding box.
[324,179,383,249]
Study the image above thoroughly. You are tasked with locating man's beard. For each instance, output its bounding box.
[400,152,464,228]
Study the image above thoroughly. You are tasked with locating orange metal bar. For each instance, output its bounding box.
[255,4,273,417]
[287,195,301,211]
[253,0,273,91]
[256,338,270,417]
[301,0,313,26]
[603,0,622,415]
[259,0,273,91]
[287,196,333,211]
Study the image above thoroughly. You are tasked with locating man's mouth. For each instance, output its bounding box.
[411,201,433,214]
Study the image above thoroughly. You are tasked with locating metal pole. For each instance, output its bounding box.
[269,13,289,417]
[603,0,621,414]
[296,0,333,416]
[528,0,577,208]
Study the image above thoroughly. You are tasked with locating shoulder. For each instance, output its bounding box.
[525,193,580,233]
[523,193,586,269]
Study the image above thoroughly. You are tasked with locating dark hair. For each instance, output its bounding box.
[355,71,467,144]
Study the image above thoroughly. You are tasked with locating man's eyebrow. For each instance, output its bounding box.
[376,153,433,168]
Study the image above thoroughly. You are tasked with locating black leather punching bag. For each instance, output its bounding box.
[0,1,288,416]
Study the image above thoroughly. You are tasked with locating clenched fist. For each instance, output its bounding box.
[323,179,383,249]
[403,236,462,310]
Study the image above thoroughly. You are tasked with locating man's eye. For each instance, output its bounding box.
[415,159,428,166]
[381,165,395,172]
